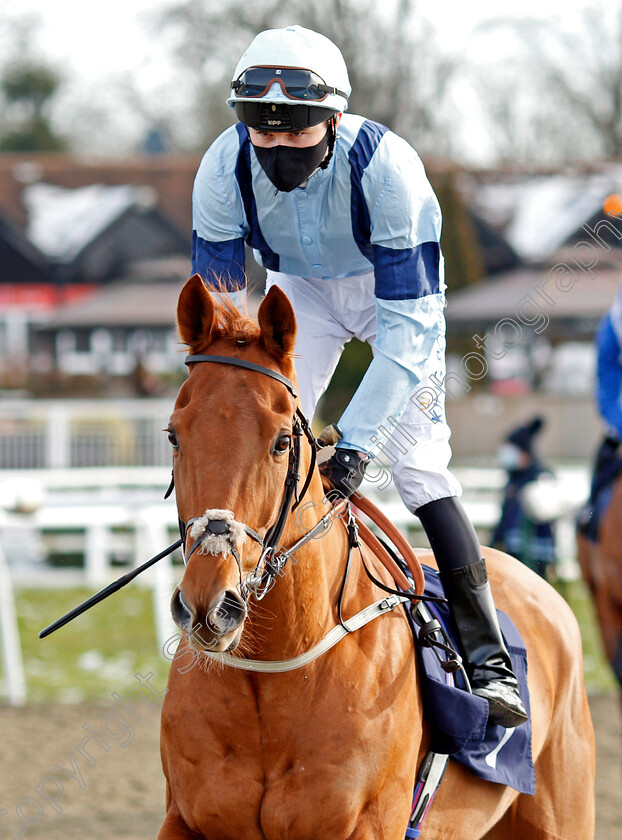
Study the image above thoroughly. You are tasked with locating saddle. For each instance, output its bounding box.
[352,494,535,838]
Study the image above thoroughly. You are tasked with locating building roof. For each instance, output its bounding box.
[0,210,50,284]
[37,258,261,329]
[24,182,155,260]
[0,153,200,235]
[38,259,190,328]
[462,164,622,262]
[14,180,189,285]
[446,260,620,338]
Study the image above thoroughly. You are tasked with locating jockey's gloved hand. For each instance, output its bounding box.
[317,423,343,449]
[320,447,370,498]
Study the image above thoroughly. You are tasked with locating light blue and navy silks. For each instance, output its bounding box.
[191,114,446,454]
[597,298,622,439]
[577,296,622,540]
[411,566,535,795]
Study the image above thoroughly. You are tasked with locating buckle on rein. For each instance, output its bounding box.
[242,502,340,600]
[243,548,289,600]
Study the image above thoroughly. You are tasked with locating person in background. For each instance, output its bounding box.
[191,24,527,728]
[491,417,559,580]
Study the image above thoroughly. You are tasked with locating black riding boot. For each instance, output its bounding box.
[417,497,528,729]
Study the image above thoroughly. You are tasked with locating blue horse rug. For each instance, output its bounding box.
[412,565,535,795]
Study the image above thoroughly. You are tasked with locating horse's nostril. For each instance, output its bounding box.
[207,590,247,636]
[171,587,194,631]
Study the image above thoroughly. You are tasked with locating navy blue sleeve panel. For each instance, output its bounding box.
[234,123,280,272]
[348,120,389,262]
[596,314,622,437]
[372,241,441,300]
[191,232,247,292]
[348,119,442,301]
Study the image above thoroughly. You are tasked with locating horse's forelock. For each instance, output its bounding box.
[210,293,261,346]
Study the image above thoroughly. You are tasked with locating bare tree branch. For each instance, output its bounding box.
[473,5,622,163]
[152,0,459,155]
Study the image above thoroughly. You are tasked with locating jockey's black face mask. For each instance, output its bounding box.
[252,128,329,192]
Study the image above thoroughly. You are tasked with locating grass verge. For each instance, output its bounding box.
[4,577,617,703]
[10,586,171,703]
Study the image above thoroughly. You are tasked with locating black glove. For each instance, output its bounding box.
[319,447,369,498]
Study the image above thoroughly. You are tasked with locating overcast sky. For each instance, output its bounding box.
[1,0,593,70]
[0,0,607,160]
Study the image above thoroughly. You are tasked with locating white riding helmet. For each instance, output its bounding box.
[227,25,351,131]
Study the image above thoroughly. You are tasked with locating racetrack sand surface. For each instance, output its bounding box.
[0,694,619,839]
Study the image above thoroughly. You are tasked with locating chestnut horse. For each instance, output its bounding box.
[577,475,622,686]
[159,275,595,840]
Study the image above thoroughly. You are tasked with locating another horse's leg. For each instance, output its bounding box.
[158,803,203,840]
[576,535,597,601]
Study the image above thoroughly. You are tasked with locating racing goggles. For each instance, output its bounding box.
[231,66,348,103]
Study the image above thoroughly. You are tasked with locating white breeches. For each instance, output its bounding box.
[265,269,462,511]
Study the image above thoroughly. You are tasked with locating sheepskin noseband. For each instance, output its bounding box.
[189,509,249,558]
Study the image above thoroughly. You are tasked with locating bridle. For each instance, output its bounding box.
[165,351,455,680]
[168,353,318,600]
[39,351,450,681]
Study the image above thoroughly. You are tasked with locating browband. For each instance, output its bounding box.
[185,354,298,399]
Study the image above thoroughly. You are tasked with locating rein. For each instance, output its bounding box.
[37,352,437,654]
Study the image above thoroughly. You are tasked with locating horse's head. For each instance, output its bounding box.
[168,275,299,652]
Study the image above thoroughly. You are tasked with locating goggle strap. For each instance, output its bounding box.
[316,84,349,99]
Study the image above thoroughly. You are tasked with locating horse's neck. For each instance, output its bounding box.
[245,477,352,659]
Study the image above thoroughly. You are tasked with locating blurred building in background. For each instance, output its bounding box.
[1,152,621,460]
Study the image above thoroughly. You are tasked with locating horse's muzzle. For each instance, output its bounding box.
[170,586,247,652]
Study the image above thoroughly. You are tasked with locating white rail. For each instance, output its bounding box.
[0,545,27,705]
[0,399,172,469]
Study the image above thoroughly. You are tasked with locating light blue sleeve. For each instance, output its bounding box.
[192,129,247,244]
[336,132,446,454]
[362,132,442,252]
[192,129,249,294]
[337,294,446,453]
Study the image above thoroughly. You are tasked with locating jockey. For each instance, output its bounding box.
[596,287,622,440]
[192,24,527,728]
[578,287,622,538]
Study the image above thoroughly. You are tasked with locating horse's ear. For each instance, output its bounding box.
[258,286,296,358]
[177,274,216,351]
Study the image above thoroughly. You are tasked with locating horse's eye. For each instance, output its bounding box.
[273,434,291,455]
[167,428,179,450]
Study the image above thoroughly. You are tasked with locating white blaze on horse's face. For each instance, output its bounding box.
[168,276,298,654]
